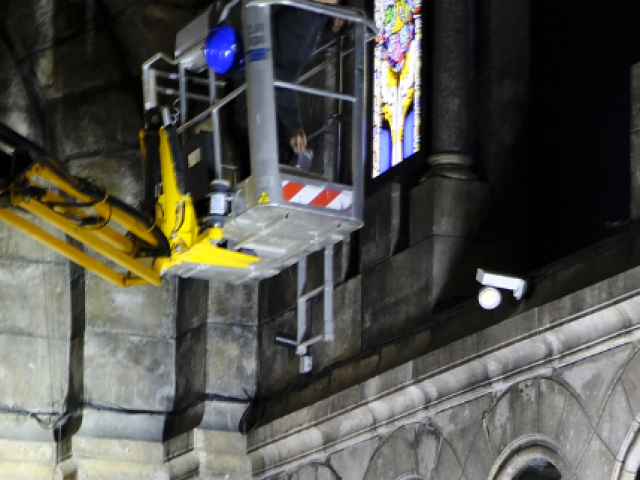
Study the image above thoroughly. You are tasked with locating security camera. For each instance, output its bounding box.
[476,268,528,310]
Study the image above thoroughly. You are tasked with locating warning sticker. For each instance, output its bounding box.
[258,190,270,204]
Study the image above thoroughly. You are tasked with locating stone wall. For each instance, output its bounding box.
[249,263,640,480]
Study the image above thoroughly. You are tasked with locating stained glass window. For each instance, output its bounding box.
[372,0,422,177]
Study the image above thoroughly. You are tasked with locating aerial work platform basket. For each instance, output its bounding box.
[141,0,376,283]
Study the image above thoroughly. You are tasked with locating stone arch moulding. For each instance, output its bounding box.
[612,415,640,480]
[487,435,576,480]
[363,423,454,480]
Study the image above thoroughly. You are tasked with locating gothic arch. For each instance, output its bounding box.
[487,436,576,480]
[290,462,340,480]
[362,423,460,480]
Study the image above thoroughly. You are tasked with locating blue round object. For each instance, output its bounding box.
[204,24,243,74]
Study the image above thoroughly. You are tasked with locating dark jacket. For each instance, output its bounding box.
[272,7,333,139]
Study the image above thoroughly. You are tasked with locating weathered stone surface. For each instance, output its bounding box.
[621,350,640,417]
[462,428,496,480]
[309,276,361,372]
[290,464,339,480]
[32,28,125,101]
[0,44,29,111]
[632,62,640,134]
[85,272,175,338]
[329,437,379,480]
[432,438,463,480]
[0,262,70,338]
[0,334,68,411]
[258,309,301,397]
[0,211,68,262]
[538,378,568,441]
[209,281,257,325]
[83,331,174,410]
[175,324,206,409]
[206,323,257,398]
[556,390,593,468]
[433,395,491,464]
[360,182,408,271]
[575,434,616,480]
[176,278,209,336]
[258,264,297,323]
[363,425,420,479]
[596,381,634,457]
[2,0,101,60]
[113,3,196,75]
[66,151,143,207]
[559,343,634,424]
[479,0,530,71]
[362,235,478,348]
[409,176,491,245]
[50,88,141,159]
[631,130,640,222]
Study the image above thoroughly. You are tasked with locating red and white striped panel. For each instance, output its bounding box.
[282,181,352,211]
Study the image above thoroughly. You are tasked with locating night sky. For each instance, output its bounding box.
[529,1,640,267]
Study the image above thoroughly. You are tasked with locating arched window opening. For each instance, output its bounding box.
[514,459,562,480]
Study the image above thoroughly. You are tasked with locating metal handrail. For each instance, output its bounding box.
[245,0,376,32]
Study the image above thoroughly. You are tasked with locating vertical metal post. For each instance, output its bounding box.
[351,24,366,220]
[297,256,307,345]
[323,245,334,342]
[335,35,344,183]
[178,63,188,131]
[208,69,223,180]
[143,67,158,116]
[242,1,283,205]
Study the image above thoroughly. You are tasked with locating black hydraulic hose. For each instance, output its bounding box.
[0,122,45,155]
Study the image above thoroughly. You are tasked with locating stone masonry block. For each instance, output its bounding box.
[209,281,257,325]
[0,261,70,338]
[631,131,640,222]
[362,235,477,348]
[0,209,69,263]
[175,324,206,409]
[258,309,302,397]
[479,0,530,71]
[50,88,141,159]
[409,176,491,246]
[632,62,640,134]
[309,276,361,372]
[3,0,102,60]
[360,182,407,271]
[32,28,125,101]
[85,271,176,338]
[113,3,196,75]
[206,323,257,398]
[83,331,174,411]
[66,150,143,207]
[0,334,68,411]
[0,43,29,111]
[479,67,529,159]
[258,264,297,323]
[176,278,209,336]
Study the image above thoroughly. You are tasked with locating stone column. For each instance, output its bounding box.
[428,0,475,179]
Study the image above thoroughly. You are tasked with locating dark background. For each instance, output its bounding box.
[529,0,640,268]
